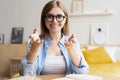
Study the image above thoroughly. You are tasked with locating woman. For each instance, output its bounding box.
[20,0,89,76]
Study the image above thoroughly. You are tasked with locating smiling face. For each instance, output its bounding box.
[40,0,69,38]
[44,7,66,33]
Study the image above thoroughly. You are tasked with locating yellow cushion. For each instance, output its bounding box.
[82,46,112,64]
[12,73,20,78]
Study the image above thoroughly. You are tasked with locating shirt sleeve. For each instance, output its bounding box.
[71,58,89,74]
[71,39,89,74]
[20,40,37,76]
[20,55,37,76]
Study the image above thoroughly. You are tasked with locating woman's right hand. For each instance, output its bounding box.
[29,28,43,45]
[27,28,43,62]
[29,28,43,50]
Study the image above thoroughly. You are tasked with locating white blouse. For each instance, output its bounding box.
[41,56,67,74]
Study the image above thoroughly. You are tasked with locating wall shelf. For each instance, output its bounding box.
[69,10,115,16]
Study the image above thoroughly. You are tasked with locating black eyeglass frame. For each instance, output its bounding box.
[44,14,67,22]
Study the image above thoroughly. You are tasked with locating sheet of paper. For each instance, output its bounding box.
[66,74,103,80]
[52,77,73,80]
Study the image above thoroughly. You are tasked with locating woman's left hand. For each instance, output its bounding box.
[64,34,76,48]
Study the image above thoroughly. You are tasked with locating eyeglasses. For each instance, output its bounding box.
[45,14,66,22]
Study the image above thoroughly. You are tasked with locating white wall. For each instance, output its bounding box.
[68,0,120,45]
[0,0,120,45]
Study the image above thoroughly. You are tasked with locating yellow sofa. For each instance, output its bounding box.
[88,61,120,76]
[82,46,120,77]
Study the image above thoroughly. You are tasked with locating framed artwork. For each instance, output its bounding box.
[0,34,4,44]
[11,27,24,44]
[72,0,84,13]
[90,23,107,45]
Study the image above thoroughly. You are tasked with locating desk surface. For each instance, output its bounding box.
[37,74,120,80]
[38,74,65,80]
[9,74,120,80]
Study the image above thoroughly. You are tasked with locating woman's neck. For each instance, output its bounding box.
[49,32,62,43]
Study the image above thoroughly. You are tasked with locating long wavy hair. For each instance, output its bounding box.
[40,0,69,38]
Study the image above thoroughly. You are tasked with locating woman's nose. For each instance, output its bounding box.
[53,17,58,22]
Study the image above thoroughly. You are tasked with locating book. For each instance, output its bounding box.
[11,27,24,43]
[53,74,103,80]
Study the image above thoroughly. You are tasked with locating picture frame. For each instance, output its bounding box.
[72,0,84,13]
[0,34,4,44]
[11,27,24,44]
[90,23,107,45]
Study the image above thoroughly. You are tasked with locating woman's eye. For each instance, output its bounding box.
[57,15,63,18]
[46,14,53,18]
[47,15,53,18]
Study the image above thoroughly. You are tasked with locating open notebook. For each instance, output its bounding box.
[53,74,103,80]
